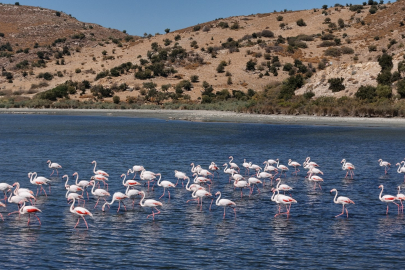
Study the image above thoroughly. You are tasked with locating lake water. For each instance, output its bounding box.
[1,113,405,268]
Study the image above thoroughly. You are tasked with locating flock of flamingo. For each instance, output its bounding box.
[0,157,405,230]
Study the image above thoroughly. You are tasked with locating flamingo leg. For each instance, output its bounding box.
[159,188,166,199]
[41,186,48,197]
[81,216,88,229]
[122,201,127,211]
[56,169,59,176]
[335,205,345,217]
[34,214,41,225]
[117,201,121,212]
[94,198,100,209]
[175,179,179,186]
[233,207,236,218]
[36,187,39,197]
[0,213,3,221]
[168,190,171,200]
[345,208,349,218]
[74,217,80,228]
[223,207,226,218]
[50,170,54,176]
[27,214,31,226]
[209,198,213,211]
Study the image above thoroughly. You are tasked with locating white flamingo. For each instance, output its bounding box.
[156,174,176,199]
[90,180,110,209]
[125,186,142,209]
[47,160,62,176]
[28,172,50,197]
[228,156,240,172]
[139,191,163,220]
[378,185,399,214]
[330,188,355,218]
[121,173,141,188]
[288,159,301,175]
[70,197,93,229]
[73,172,93,200]
[234,178,249,198]
[213,191,236,218]
[396,162,405,181]
[128,165,145,179]
[276,159,289,176]
[247,176,262,195]
[102,192,129,212]
[396,186,405,213]
[378,159,391,174]
[308,173,324,190]
[341,159,355,179]
[91,160,109,177]
[174,170,188,186]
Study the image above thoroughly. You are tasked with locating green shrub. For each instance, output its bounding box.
[341,47,354,54]
[246,59,256,71]
[349,5,363,12]
[320,40,336,47]
[324,47,341,57]
[91,85,113,98]
[376,70,392,85]
[193,25,201,31]
[230,22,239,29]
[355,85,376,101]
[113,95,120,104]
[397,79,405,98]
[36,83,75,101]
[376,84,392,98]
[278,74,304,100]
[328,77,345,92]
[303,91,315,99]
[75,68,81,73]
[190,75,199,82]
[277,16,283,21]
[283,63,293,71]
[296,19,307,26]
[217,22,229,28]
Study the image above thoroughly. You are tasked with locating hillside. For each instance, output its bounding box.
[0,1,405,106]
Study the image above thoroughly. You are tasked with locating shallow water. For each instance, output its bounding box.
[1,114,405,268]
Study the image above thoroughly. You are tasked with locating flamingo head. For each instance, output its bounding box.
[12,182,18,187]
[229,156,232,159]
[330,188,337,193]
[222,163,227,166]
[121,174,125,178]
[276,178,281,181]
[378,159,382,162]
[341,159,346,163]
[396,163,400,166]
[72,172,78,176]
[62,175,68,179]
[271,188,275,192]
[215,191,220,196]
[27,172,32,178]
[378,185,383,189]
[47,160,51,164]
[288,159,292,162]
[190,163,194,166]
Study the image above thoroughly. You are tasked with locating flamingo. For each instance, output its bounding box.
[396,186,405,212]
[197,166,214,179]
[188,189,212,210]
[272,186,297,217]
[256,169,274,186]
[102,192,129,212]
[28,172,50,197]
[125,186,142,209]
[234,178,249,198]
[266,159,278,165]
[190,163,199,174]
[121,173,141,188]
[330,188,355,218]
[242,159,250,175]
[30,172,52,193]
[247,176,262,195]
[140,169,157,190]
[304,157,319,167]
[378,159,391,174]
[128,165,145,179]
[90,180,110,209]
[213,191,236,218]
[306,166,323,177]
[0,183,13,201]
[174,170,188,187]
[67,192,85,207]
[229,156,240,172]
[13,182,36,205]
[378,185,399,214]
[274,178,293,194]
[91,160,109,177]
[70,197,93,229]
[0,202,5,221]
[288,159,301,175]
[156,174,175,199]
[47,160,62,176]
[64,175,83,193]
[185,177,205,192]
[91,174,109,190]
[73,172,93,200]
[139,191,163,220]
[396,162,405,181]
[308,173,324,190]
[276,159,289,177]
[341,159,355,179]
[223,163,236,182]
[19,201,42,226]
[7,191,28,217]
[248,162,262,173]
[208,162,220,177]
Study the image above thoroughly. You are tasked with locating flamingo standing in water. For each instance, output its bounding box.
[213,191,236,218]
[330,189,355,218]
[223,164,236,182]
[242,159,250,175]
[378,185,399,214]
[274,178,293,194]
[102,192,129,212]
[91,160,109,177]
[308,173,324,190]
[276,159,289,177]
[67,192,85,207]
[341,159,355,179]
[288,159,301,175]
[30,172,52,193]
[47,160,62,176]
[28,172,50,197]
[229,156,240,172]
[303,157,319,168]
[396,186,405,212]
[121,173,141,188]
[156,174,175,199]
[128,165,145,179]
[396,162,405,181]
[139,191,163,220]
[91,174,109,190]
[256,169,274,186]
[174,170,188,187]
[140,170,157,190]
[0,183,13,201]
[234,178,249,198]
[185,176,205,204]
[208,162,220,177]
[63,175,83,194]
[305,166,323,178]
[248,163,262,174]
[13,182,36,205]
[7,191,28,217]
[188,189,212,210]
[125,186,142,209]
[0,202,5,221]
[70,197,93,229]
[378,159,391,174]
[248,176,262,195]
[19,201,41,226]
[90,180,110,209]
[272,186,297,217]
[73,172,93,200]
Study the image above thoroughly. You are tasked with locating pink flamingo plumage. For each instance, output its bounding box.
[396,186,405,213]
[19,201,41,226]
[379,185,399,214]
[28,172,50,197]
[63,175,83,193]
[234,178,249,198]
[272,187,297,217]
[91,160,109,177]
[73,172,93,200]
[248,176,262,195]
[378,159,391,174]
[304,157,319,167]
[128,165,145,179]
[90,180,110,209]
[288,159,301,175]
[30,172,52,193]
[0,183,12,202]
[330,188,355,218]
[174,170,188,187]
[70,197,93,229]
[91,174,109,190]
[396,162,405,181]
[274,178,293,194]
[102,192,129,212]
[139,191,163,220]
[208,162,220,177]
[341,159,355,179]
[213,191,236,218]
[308,173,324,190]
[125,186,142,209]
[189,189,212,210]
[156,174,176,199]
[228,156,240,172]
[47,160,62,176]
[121,173,141,188]
[276,159,289,177]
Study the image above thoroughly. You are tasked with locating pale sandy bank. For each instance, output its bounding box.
[1,108,405,128]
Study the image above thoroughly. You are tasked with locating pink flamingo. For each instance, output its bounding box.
[341,159,355,179]
[248,162,261,173]
[378,159,391,174]
[128,165,145,179]
[70,197,93,229]
[90,180,110,209]
[0,202,5,221]
[234,178,249,198]
[197,166,214,179]
[47,160,62,176]
[13,182,36,205]
[30,172,52,193]
[140,170,157,190]
[185,176,205,204]
[28,172,50,197]
[330,188,355,218]
[91,174,109,190]
[64,175,83,193]
[0,183,13,202]
[7,191,28,217]
[73,172,93,200]
[91,160,109,177]
[242,159,250,175]
[188,189,212,210]
[256,169,274,186]
[174,170,188,187]
[379,185,399,214]
[213,191,236,218]
[228,156,240,172]
[193,173,211,191]
[276,159,289,177]
[121,173,141,188]
[248,176,262,195]
[308,173,324,190]
[304,157,319,167]
[208,162,220,177]
[396,162,405,181]
[19,201,41,226]
[396,186,405,213]
[139,191,163,220]
[156,174,175,199]
[190,163,199,174]
[272,187,297,217]
[223,164,236,182]
[288,159,301,175]
[306,166,323,178]
[274,178,293,194]
[125,186,142,209]
[67,192,85,207]
[102,192,129,212]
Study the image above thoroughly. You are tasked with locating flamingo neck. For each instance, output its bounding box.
[157,174,162,186]
[48,161,52,168]
[93,161,97,174]
[139,193,145,206]
[398,186,401,195]
[91,181,96,194]
[122,175,126,186]
[125,185,130,195]
[70,197,76,213]
[185,177,191,191]
[276,180,281,190]
[223,164,228,172]
[64,176,69,188]
[398,163,402,173]
[229,156,233,163]
[333,190,338,203]
[29,173,34,184]
[379,186,384,200]
[66,189,70,198]
[216,192,221,206]
[192,189,197,198]
[20,201,26,214]
[74,173,79,185]
[13,183,20,195]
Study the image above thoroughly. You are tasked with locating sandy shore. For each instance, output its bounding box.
[1,108,405,127]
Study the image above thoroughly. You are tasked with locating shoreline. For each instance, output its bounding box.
[1,108,405,127]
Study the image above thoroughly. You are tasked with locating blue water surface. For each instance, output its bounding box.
[0,114,405,269]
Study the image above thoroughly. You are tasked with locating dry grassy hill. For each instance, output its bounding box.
[0,1,405,104]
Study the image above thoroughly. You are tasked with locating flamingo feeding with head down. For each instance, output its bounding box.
[128,165,145,179]
[341,159,355,179]
[213,191,236,218]
[91,160,109,177]
[102,192,129,212]
[378,159,391,174]
[330,188,355,218]
[378,185,399,214]
[139,191,163,220]
[70,197,93,229]
[19,201,41,226]
[47,160,62,176]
